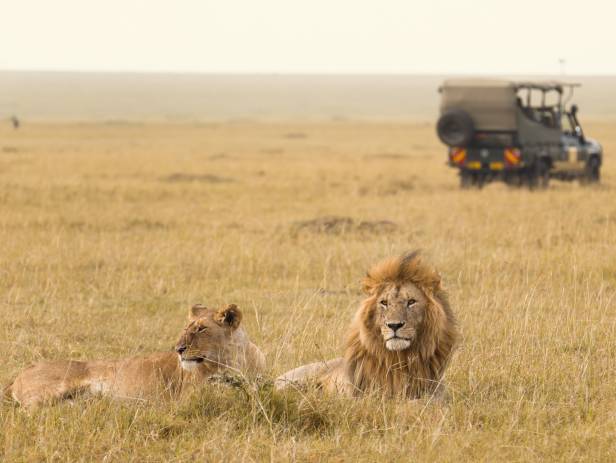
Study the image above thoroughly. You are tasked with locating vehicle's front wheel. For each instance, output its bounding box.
[581,156,600,184]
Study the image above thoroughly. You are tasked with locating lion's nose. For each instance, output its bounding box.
[387,322,405,332]
[176,345,186,355]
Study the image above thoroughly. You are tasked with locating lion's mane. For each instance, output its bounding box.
[342,251,458,398]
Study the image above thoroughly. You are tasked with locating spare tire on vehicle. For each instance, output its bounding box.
[437,109,475,147]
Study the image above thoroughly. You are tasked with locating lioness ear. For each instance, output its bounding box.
[214,304,242,330]
[189,304,208,320]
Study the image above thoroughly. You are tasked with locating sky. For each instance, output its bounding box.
[0,0,615,75]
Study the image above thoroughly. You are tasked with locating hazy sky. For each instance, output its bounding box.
[1,0,614,74]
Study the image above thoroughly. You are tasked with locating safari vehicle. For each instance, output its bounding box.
[436,79,603,189]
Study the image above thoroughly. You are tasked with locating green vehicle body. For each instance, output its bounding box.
[436,79,603,188]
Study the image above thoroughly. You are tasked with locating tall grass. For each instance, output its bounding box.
[1,121,615,461]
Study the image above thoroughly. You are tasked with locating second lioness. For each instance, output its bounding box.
[6,304,265,407]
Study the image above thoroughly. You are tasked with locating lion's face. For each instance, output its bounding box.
[374,281,427,351]
[175,304,242,374]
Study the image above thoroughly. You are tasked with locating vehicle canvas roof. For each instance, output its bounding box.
[439,79,517,130]
[439,79,581,130]
[440,78,515,89]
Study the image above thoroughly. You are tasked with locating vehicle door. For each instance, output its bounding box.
[557,112,586,172]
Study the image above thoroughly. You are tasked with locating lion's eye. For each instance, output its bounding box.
[196,326,207,333]
[379,300,388,307]
[407,299,417,307]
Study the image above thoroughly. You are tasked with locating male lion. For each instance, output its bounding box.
[276,251,458,398]
[5,304,266,407]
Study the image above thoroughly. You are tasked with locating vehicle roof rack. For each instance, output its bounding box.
[440,79,581,93]
[513,81,581,93]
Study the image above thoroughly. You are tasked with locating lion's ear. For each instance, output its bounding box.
[434,273,443,292]
[189,304,208,320]
[214,304,243,330]
[362,273,378,295]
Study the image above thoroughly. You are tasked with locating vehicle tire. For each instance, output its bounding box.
[536,159,550,189]
[437,109,475,147]
[582,156,600,184]
[527,160,549,190]
[505,173,522,188]
[460,170,482,189]
[460,169,472,189]
[475,173,486,189]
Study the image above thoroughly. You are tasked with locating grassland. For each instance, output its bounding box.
[1,120,615,461]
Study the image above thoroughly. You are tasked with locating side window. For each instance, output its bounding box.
[539,110,556,128]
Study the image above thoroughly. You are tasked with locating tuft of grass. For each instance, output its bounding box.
[177,380,336,435]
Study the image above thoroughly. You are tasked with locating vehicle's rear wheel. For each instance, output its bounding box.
[475,173,486,189]
[460,170,483,189]
[581,156,600,184]
[505,172,523,188]
[527,160,549,190]
[460,170,473,189]
[537,160,550,189]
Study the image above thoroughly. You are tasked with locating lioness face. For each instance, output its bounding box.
[375,282,427,351]
[175,304,242,373]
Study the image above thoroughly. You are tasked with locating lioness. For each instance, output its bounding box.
[276,251,458,399]
[5,304,265,407]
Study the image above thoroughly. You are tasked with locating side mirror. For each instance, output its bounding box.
[571,104,578,116]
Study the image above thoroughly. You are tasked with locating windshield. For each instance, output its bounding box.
[561,113,574,134]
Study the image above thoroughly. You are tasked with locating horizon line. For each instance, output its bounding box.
[2,68,616,78]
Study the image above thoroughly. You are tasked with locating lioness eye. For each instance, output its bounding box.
[379,300,388,307]
[197,326,207,333]
[407,299,417,307]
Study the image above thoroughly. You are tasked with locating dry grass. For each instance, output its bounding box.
[1,121,616,461]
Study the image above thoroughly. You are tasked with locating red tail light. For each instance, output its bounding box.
[504,147,521,166]
[449,147,467,165]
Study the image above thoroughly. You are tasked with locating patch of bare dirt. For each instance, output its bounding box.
[260,148,285,155]
[383,179,415,194]
[364,152,408,160]
[283,132,307,139]
[161,173,233,183]
[207,153,229,160]
[124,219,168,230]
[359,179,416,196]
[292,216,397,235]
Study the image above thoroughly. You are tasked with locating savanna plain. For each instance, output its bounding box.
[1,120,615,461]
